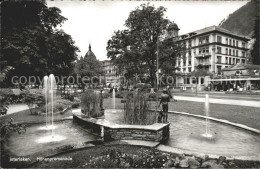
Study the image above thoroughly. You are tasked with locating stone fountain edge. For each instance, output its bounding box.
[72,109,170,143]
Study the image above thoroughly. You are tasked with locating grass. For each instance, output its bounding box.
[103,98,260,130]
[167,100,260,130]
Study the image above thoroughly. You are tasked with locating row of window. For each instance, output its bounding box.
[177,58,192,66]
[186,35,247,48]
[199,36,209,45]
[216,46,246,57]
[176,67,192,73]
[217,36,246,48]
[216,56,245,65]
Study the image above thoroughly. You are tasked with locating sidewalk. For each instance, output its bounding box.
[6,104,29,115]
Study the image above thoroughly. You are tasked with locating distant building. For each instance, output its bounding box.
[84,44,96,58]
[102,60,121,86]
[166,24,251,90]
[209,63,260,91]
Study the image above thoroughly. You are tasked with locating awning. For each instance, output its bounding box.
[209,77,260,82]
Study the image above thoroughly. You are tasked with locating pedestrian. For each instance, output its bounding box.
[166,85,172,98]
[158,89,170,123]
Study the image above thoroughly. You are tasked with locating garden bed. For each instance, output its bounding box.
[30,144,260,168]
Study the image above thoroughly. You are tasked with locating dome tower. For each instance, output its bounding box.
[167,22,180,38]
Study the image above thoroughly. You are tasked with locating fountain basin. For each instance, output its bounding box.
[96,108,260,158]
[4,120,98,157]
[72,109,170,142]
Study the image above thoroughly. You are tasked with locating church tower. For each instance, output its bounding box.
[167,22,180,38]
[84,43,96,58]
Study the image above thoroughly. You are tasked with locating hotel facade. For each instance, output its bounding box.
[166,24,251,91]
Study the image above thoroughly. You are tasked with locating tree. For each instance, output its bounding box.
[107,4,183,87]
[1,1,78,86]
[250,0,260,65]
[74,55,104,91]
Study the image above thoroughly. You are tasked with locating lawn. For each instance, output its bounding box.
[103,98,260,130]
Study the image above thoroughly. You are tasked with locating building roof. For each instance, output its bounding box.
[167,22,180,31]
[179,25,250,41]
[222,63,260,71]
[84,44,96,58]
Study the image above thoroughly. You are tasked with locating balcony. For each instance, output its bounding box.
[195,53,211,58]
[198,62,211,66]
[196,62,211,68]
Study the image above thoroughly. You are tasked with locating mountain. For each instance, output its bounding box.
[219,0,259,37]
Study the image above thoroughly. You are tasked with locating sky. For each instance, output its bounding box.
[47,0,248,61]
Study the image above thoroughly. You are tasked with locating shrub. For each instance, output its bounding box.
[102,92,110,99]
[84,147,172,168]
[56,104,65,111]
[20,90,44,115]
[81,90,103,118]
[147,93,159,101]
[0,118,26,142]
[0,89,23,115]
[56,99,73,106]
[71,103,80,108]
[124,92,156,125]
[38,103,66,114]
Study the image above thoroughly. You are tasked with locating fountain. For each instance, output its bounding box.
[39,75,58,134]
[112,88,116,109]
[48,74,56,138]
[202,94,212,138]
[43,76,48,128]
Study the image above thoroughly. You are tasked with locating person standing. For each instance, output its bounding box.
[166,85,172,99]
[159,89,170,123]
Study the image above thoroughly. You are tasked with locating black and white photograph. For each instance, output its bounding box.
[0,0,260,168]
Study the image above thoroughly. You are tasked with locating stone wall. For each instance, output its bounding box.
[73,111,170,143]
[73,113,102,136]
[104,125,169,142]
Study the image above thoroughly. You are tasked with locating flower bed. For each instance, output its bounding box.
[30,144,260,168]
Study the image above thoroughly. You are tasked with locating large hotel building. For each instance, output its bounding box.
[166,23,252,90]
